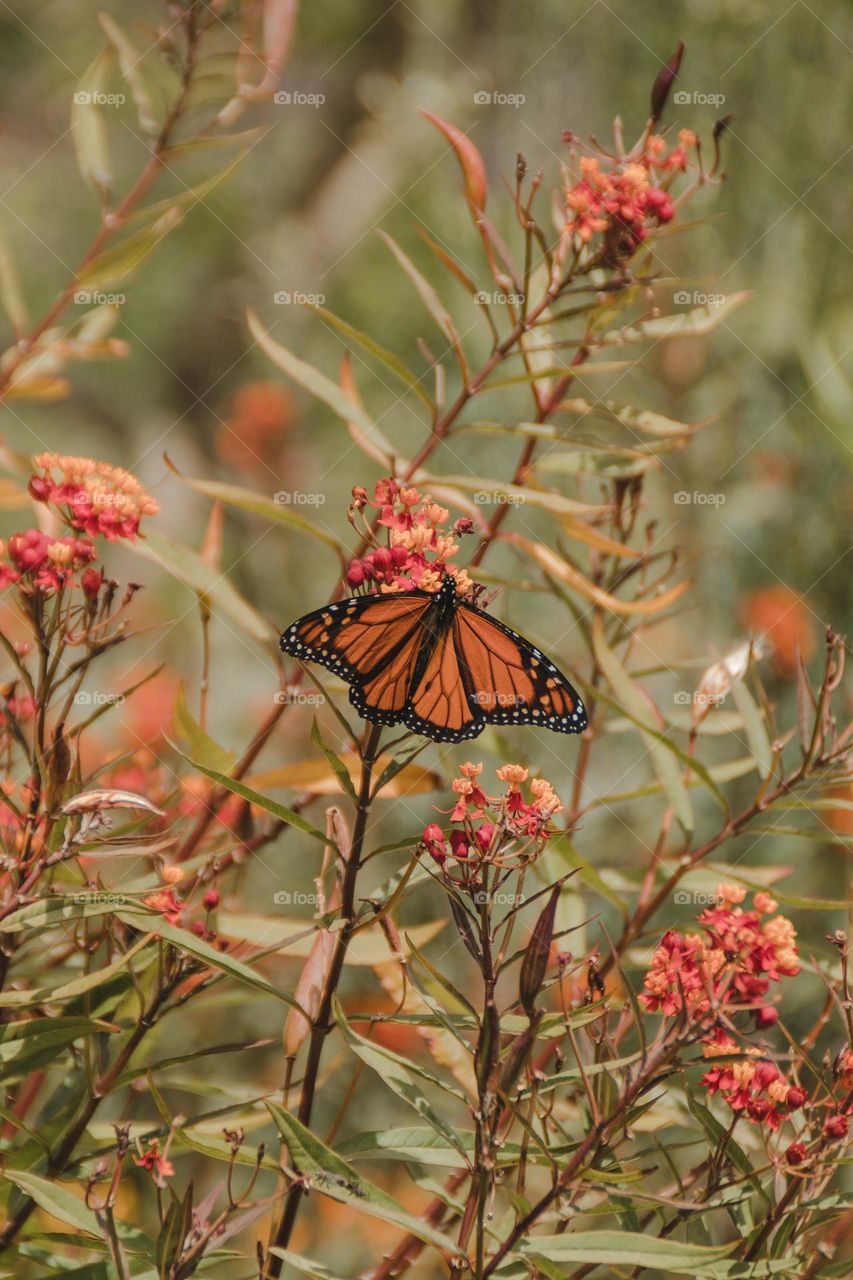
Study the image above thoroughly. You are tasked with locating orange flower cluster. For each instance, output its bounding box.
[29,452,159,541]
[347,479,476,597]
[641,885,806,1130]
[0,529,96,594]
[422,762,563,870]
[564,131,695,260]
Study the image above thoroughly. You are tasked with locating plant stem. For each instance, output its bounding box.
[265,722,383,1277]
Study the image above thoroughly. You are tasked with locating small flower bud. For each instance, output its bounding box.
[824,1112,848,1140]
[650,40,685,124]
[519,885,560,1018]
[203,889,220,910]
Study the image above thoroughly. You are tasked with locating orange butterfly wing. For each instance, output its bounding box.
[452,603,587,734]
[404,626,482,742]
[280,592,432,728]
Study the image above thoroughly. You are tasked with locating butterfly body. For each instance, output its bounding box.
[280,575,587,744]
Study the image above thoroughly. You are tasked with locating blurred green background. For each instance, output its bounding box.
[0,2,850,1265]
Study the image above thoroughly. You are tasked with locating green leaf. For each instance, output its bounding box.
[247,310,394,464]
[521,1230,737,1274]
[307,304,434,410]
[339,1126,526,1168]
[0,219,28,334]
[130,531,269,642]
[71,49,114,199]
[115,910,308,1010]
[416,472,605,516]
[606,291,751,342]
[170,749,331,845]
[334,1002,469,1155]
[165,468,344,553]
[557,397,700,440]
[376,231,456,345]
[269,1251,349,1280]
[173,685,236,775]
[592,620,693,834]
[75,207,185,290]
[97,13,158,135]
[311,719,357,802]
[550,835,628,920]
[0,1017,118,1080]
[731,679,773,779]
[266,1102,466,1260]
[3,1170,101,1236]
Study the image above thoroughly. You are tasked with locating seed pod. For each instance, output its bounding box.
[519,885,560,1018]
[283,927,336,1058]
[650,41,685,124]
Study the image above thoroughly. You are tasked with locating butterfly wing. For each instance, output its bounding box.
[452,601,587,734]
[280,592,433,728]
[403,625,484,742]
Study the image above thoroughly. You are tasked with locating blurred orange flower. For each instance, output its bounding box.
[216,381,296,473]
[740,585,815,675]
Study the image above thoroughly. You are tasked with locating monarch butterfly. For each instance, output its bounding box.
[280,574,587,744]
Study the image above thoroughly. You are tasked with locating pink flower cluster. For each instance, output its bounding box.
[29,452,159,542]
[0,529,96,595]
[641,885,808,1131]
[347,479,476,596]
[564,130,696,259]
[422,763,563,871]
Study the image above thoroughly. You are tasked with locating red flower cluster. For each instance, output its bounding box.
[422,763,563,872]
[0,529,96,595]
[29,452,159,542]
[346,479,476,596]
[564,130,695,259]
[641,885,806,1131]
